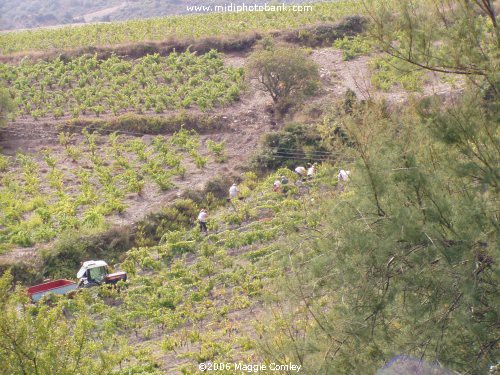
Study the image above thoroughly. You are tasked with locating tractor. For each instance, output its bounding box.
[27,260,127,302]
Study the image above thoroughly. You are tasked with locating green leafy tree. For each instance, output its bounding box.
[261,94,499,373]
[364,0,499,92]
[246,44,319,107]
[249,5,500,364]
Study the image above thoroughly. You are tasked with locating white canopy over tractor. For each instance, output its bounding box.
[77,260,108,279]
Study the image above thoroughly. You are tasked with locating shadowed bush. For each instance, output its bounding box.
[41,226,134,279]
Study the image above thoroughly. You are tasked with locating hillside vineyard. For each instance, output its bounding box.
[0,0,498,374]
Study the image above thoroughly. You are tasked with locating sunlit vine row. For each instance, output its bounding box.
[0,50,243,121]
[0,129,222,250]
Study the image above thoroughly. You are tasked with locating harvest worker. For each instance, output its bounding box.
[229,183,238,199]
[307,163,317,179]
[338,169,350,182]
[273,178,282,193]
[280,175,290,195]
[197,209,208,233]
[295,166,306,178]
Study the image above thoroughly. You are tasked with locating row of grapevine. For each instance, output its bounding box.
[0,129,223,251]
[0,50,243,121]
[0,1,362,54]
[1,165,339,372]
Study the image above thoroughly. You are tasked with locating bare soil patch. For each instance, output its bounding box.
[82,2,128,23]
[310,48,464,104]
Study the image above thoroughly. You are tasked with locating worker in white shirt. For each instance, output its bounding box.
[307,163,317,179]
[229,183,238,199]
[197,209,208,233]
[295,166,306,181]
[273,178,282,193]
[338,169,349,182]
[295,165,307,181]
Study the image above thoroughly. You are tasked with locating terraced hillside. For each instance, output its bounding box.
[97,167,342,372]
[0,129,232,252]
[0,40,460,260]
[1,165,348,373]
[0,0,497,374]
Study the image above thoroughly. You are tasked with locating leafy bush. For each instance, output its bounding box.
[370,55,426,92]
[204,175,234,200]
[41,226,134,278]
[253,123,328,171]
[62,112,223,135]
[137,199,198,244]
[206,139,227,163]
[333,35,373,60]
[0,261,40,285]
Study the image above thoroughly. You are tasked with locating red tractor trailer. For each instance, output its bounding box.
[27,260,127,302]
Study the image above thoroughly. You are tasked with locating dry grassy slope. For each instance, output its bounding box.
[0,48,460,266]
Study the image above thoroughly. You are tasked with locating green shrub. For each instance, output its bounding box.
[137,199,198,243]
[253,123,327,171]
[370,56,426,92]
[65,112,221,135]
[206,139,227,163]
[246,44,319,107]
[41,227,133,278]
[333,35,372,60]
[204,175,234,200]
[193,154,208,169]
[0,262,40,285]
[152,172,174,191]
